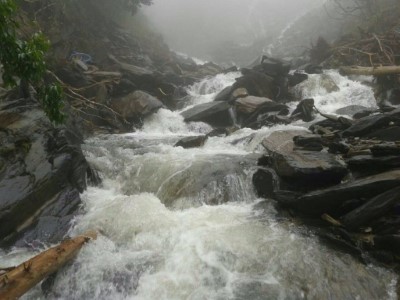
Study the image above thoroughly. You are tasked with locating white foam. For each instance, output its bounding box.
[293,70,377,114]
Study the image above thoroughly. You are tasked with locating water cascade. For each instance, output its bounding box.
[2,70,398,300]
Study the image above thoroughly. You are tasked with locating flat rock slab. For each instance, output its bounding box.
[342,108,400,137]
[181,101,232,127]
[335,105,369,117]
[346,155,400,171]
[365,126,400,141]
[293,170,400,216]
[262,130,347,188]
[235,96,272,114]
[341,186,400,230]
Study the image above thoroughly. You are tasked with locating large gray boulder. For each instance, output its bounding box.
[232,70,276,99]
[235,96,272,114]
[111,90,163,123]
[181,101,233,127]
[262,130,347,189]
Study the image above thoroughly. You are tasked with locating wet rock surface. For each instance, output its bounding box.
[262,130,348,189]
[181,101,233,127]
[174,135,208,148]
[111,90,164,124]
[0,98,97,247]
[252,89,400,268]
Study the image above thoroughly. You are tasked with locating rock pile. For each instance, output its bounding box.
[254,105,400,265]
[181,57,310,129]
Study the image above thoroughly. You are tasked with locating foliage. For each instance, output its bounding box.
[0,0,65,124]
[38,83,65,125]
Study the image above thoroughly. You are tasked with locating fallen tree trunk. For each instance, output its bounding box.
[0,231,97,299]
[340,66,400,76]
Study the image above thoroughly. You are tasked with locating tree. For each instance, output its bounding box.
[0,0,65,124]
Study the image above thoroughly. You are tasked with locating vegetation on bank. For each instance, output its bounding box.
[0,0,65,124]
[0,0,154,125]
[306,0,400,67]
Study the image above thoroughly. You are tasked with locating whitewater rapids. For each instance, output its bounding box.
[2,70,398,300]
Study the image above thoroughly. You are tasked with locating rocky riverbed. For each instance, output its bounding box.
[1,1,400,297]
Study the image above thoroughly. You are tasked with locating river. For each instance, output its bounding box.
[2,70,398,299]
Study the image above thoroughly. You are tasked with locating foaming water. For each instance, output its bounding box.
[292,70,377,114]
[2,72,397,300]
[141,109,212,136]
[185,72,241,107]
[47,192,395,300]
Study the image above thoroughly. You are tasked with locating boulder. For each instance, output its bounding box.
[235,96,272,114]
[346,155,400,172]
[288,72,308,87]
[245,112,291,130]
[111,90,163,123]
[335,105,370,117]
[253,56,291,77]
[214,87,248,103]
[293,170,400,216]
[341,186,400,231]
[371,143,400,156]
[328,141,350,155]
[365,126,400,141]
[214,86,232,102]
[157,154,257,206]
[242,101,289,128]
[233,69,276,99]
[175,135,208,148]
[353,109,377,119]
[310,118,352,133]
[293,135,324,151]
[252,167,279,199]
[262,130,347,189]
[342,114,392,137]
[291,98,315,122]
[181,101,233,127]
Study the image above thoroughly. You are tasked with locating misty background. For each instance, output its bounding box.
[142,0,339,66]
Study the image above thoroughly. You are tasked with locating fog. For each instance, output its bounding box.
[143,0,323,65]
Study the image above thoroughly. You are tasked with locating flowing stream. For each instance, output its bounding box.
[2,71,399,299]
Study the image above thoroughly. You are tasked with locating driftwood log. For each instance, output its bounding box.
[0,231,97,300]
[340,66,400,76]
